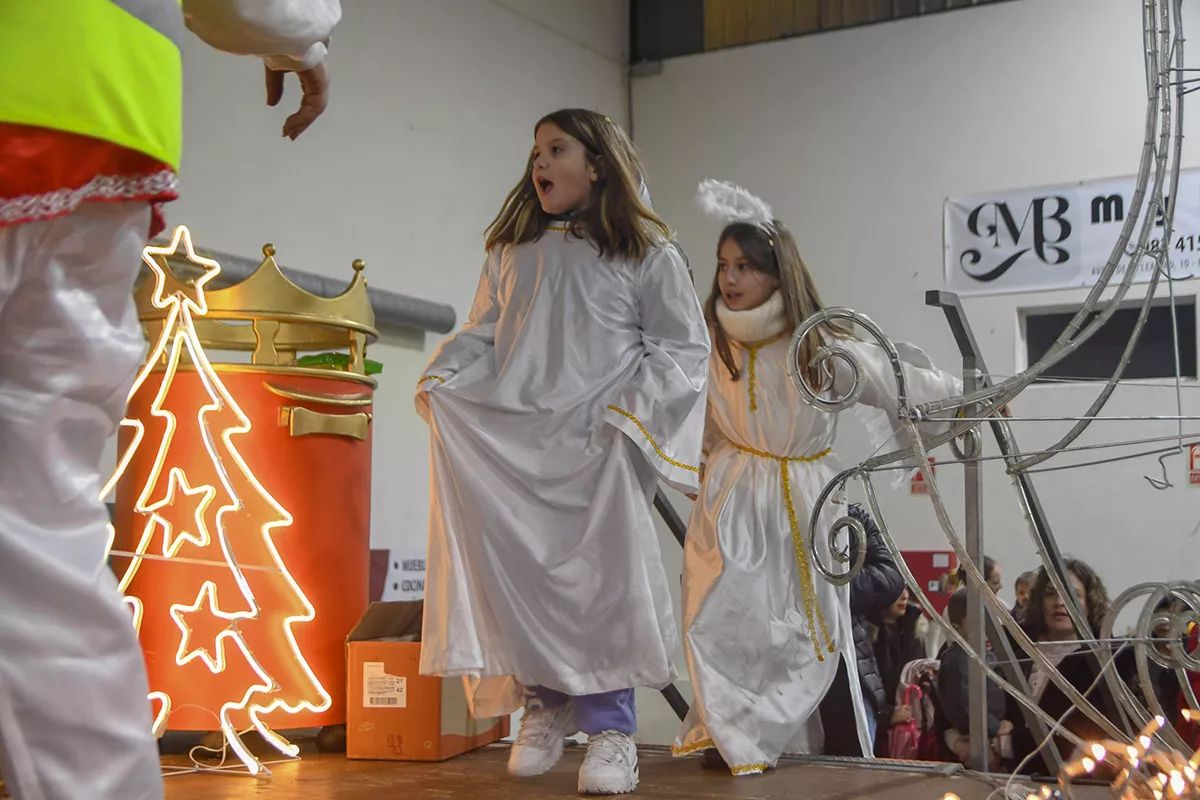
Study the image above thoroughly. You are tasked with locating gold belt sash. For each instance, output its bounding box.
[731,442,836,661]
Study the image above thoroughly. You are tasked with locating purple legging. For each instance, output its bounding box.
[524,685,637,735]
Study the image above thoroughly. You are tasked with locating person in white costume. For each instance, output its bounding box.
[416,109,710,796]
[672,180,963,775]
[0,4,340,799]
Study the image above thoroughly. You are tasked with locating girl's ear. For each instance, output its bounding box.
[588,154,604,184]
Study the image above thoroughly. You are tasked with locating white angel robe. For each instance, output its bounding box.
[674,291,961,773]
[417,223,710,719]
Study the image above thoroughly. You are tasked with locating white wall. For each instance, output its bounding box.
[633,0,1200,629]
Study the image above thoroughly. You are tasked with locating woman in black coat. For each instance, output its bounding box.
[869,585,928,756]
[1004,559,1120,776]
[818,503,906,756]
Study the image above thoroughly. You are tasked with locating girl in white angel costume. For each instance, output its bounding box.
[415,109,710,796]
[673,181,962,775]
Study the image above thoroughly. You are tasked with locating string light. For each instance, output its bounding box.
[1055,723,1200,800]
[101,225,330,774]
[972,715,1199,800]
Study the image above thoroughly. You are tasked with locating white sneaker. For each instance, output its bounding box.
[578,730,639,795]
[508,702,576,778]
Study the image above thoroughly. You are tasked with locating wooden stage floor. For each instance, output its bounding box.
[158,743,1108,800]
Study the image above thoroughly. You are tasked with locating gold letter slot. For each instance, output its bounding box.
[264,381,373,407]
[280,406,372,441]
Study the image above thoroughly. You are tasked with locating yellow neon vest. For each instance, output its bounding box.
[0,0,184,170]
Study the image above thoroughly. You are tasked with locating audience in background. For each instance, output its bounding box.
[1011,571,1036,622]
[924,556,1003,659]
[1004,559,1118,775]
[936,588,1011,768]
[870,586,927,756]
[816,551,1191,776]
[1178,619,1200,750]
[818,503,906,757]
[1137,595,1200,739]
[815,546,1180,773]
[958,556,1003,598]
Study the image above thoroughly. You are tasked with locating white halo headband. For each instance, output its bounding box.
[696,179,775,233]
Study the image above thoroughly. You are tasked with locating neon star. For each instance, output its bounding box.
[151,468,216,557]
[142,224,221,316]
[169,581,256,674]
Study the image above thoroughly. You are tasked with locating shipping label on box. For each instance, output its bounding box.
[363,661,407,708]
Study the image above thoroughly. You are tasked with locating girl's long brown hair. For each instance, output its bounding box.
[485,109,670,261]
[704,221,848,389]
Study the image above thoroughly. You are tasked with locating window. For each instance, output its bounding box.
[1021,298,1197,382]
[632,0,1020,63]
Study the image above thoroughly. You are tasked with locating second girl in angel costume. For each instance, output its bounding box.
[673,180,962,774]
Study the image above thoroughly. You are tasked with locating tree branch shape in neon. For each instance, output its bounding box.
[100,225,330,774]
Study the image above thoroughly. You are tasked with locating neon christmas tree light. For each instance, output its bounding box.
[100,225,330,774]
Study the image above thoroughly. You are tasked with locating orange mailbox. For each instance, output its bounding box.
[107,227,378,772]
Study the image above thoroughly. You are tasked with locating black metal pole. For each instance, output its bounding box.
[653,488,690,719]
[654,489,687,548]
[659,682,690,722]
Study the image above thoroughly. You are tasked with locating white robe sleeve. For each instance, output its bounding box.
[834,337,963,474]
[181,0,342,71]
[603,245,711,493]
[415,250,500,415]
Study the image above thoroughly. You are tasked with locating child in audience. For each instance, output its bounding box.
[1011,570,1036,621]
[936,588,1011,768]
[673,179,962,774]
[416,109,710,795]
[925,556,1001,658]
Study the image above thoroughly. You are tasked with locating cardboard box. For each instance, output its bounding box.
[346,601,509,761]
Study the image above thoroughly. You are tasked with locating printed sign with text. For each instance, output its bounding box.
[910,458,936,495]
[945,169,1200,297]
[387,547,428,602]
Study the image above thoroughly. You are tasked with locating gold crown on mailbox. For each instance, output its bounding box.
[135,242,379,381]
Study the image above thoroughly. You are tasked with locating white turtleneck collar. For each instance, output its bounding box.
[715,290,787,345]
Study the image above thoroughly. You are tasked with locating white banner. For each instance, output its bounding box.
[943,169,1200,297]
